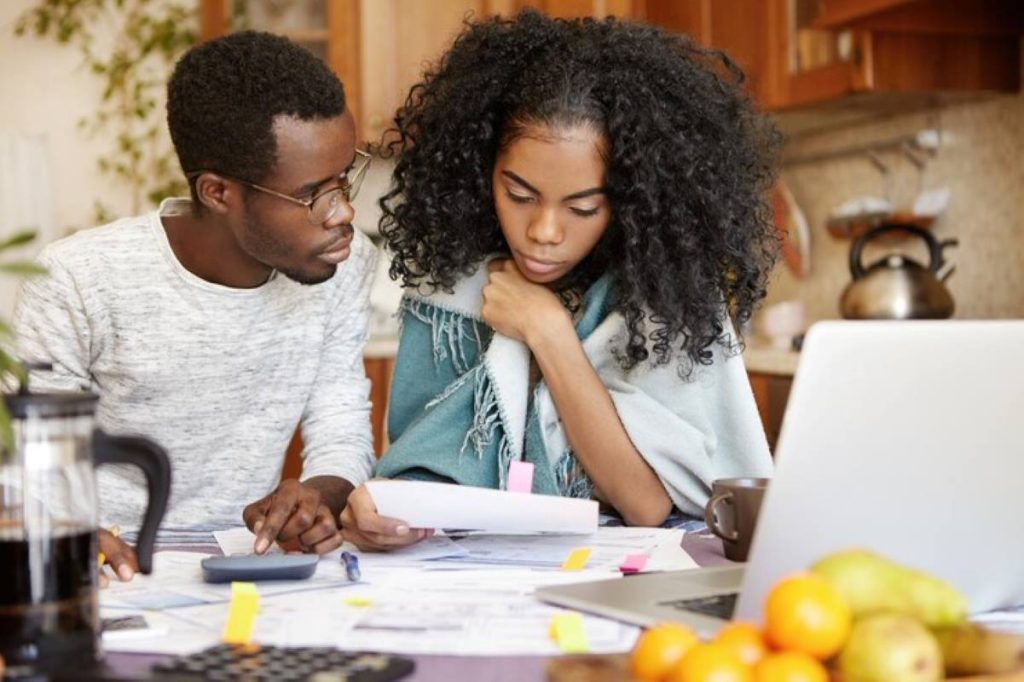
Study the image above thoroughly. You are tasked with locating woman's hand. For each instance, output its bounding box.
[482,259,571,345]
[339,481,434,552]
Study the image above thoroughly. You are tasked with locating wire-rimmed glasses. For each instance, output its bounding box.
[186,149,371,225]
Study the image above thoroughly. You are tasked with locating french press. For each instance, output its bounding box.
[0,368,170,678]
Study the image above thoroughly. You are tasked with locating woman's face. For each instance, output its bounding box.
[492,123,611,287]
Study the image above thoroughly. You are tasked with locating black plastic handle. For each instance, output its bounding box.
[849,223,943,279]
[93,429,171,574]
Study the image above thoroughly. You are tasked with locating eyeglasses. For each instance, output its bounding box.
[186,149,372,225]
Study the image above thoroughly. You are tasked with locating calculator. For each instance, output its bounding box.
[152,644,415,681]
[200,554,320,583]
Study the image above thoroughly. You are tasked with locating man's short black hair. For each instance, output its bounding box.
[167,30,346,192]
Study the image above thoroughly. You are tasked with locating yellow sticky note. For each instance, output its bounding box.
[97,525,119,567]
[345,596,374,608]
[561,548,592,571]
[549,612,589,653]
[223,582,260,645]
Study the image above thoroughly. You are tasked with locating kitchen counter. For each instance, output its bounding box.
[366,336,802,374]
[742,341,800,376]
[364,336,399,359]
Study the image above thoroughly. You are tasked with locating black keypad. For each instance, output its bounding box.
[153,644,415,682]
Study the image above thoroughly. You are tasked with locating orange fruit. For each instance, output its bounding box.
[764,573,851,660]
[714,621,768,665]
[631,623,700,680]
[666,642,753,682]
[754,651,829,682]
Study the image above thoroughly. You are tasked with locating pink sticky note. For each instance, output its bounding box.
[619,554,648,574]
[507,461,534,493]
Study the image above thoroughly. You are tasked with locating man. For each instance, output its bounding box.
[14,31,376,580]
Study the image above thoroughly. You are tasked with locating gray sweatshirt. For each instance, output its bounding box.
[13,198,377,533]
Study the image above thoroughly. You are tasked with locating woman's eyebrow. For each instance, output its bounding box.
[502,170,605,201]
[563,187,605,200]
[501,170,539,194]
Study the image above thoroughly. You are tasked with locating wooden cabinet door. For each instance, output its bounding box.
[281,356,394,481]
[767,0,1022,109]
[748,371,793,455]
[198,1,364,135]
[358,0,489,143]
[510,0,637,18]
[637,1,774,107]
[641,0,1022,111]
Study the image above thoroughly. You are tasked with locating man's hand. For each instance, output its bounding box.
[98,528,137,588]
[339,481,433,552]
[243,479,343,555]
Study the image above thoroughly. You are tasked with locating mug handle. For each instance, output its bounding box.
[93,429,172,574]
[705,492,739,542]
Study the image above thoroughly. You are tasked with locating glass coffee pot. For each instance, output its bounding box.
[0,372,170,679]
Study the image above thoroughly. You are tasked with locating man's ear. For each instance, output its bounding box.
[193,173,235,215]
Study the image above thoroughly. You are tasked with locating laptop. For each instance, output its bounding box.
[537,321,1024,636]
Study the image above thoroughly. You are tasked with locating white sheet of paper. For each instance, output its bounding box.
[101,608,219,655]
[104,570,638,656]
[365,480,599,533]
[436,526,696,572]
[100,524,693,656]
[100,551,357,611]
[213,527,277,556]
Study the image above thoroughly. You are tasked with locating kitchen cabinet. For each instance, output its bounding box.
[280,355,395,480]
[636,0,1022,125]
[201,1,644,143]
[203,0,1022,133]
[363,355,396,456]
[775,0,1021,110]
[357,0,493,142]
[200,0,364,135]
[748,370,793,454]
[202,1,514,143]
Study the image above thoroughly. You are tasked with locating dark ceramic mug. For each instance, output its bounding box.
[704,477,770,562]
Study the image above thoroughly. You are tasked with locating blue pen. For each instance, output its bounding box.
[340,551,361,582]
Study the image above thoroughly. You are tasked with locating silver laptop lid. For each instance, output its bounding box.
[736,321,1024,621]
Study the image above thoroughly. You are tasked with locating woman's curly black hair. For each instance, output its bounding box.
[379,10,780,374]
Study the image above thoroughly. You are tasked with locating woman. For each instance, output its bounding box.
[341,11,779,550]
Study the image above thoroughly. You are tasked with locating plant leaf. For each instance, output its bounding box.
[0,406,12,455]
[0,230,37,252]
[0,263,47,278]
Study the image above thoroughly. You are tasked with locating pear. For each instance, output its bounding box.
[810,549,967,628]
[934,623,1024,676]
[838,613,943,682]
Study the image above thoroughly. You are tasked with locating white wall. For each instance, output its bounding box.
[0,1,136,232]
[0,1,140,316]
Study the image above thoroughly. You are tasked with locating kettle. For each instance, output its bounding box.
[840,223,958,320]
[0,367,171,678]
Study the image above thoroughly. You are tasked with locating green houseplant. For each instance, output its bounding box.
[0,230,46,450]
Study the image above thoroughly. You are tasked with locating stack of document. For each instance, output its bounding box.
[101,481,698,657]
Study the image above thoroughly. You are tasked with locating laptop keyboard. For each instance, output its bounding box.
[658,593,739,620]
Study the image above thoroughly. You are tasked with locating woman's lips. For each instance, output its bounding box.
[518,253,564,276]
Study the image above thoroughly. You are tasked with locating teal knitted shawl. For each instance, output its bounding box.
[375,273,616,497]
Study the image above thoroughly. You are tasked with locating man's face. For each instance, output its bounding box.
[234,111,358,285]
